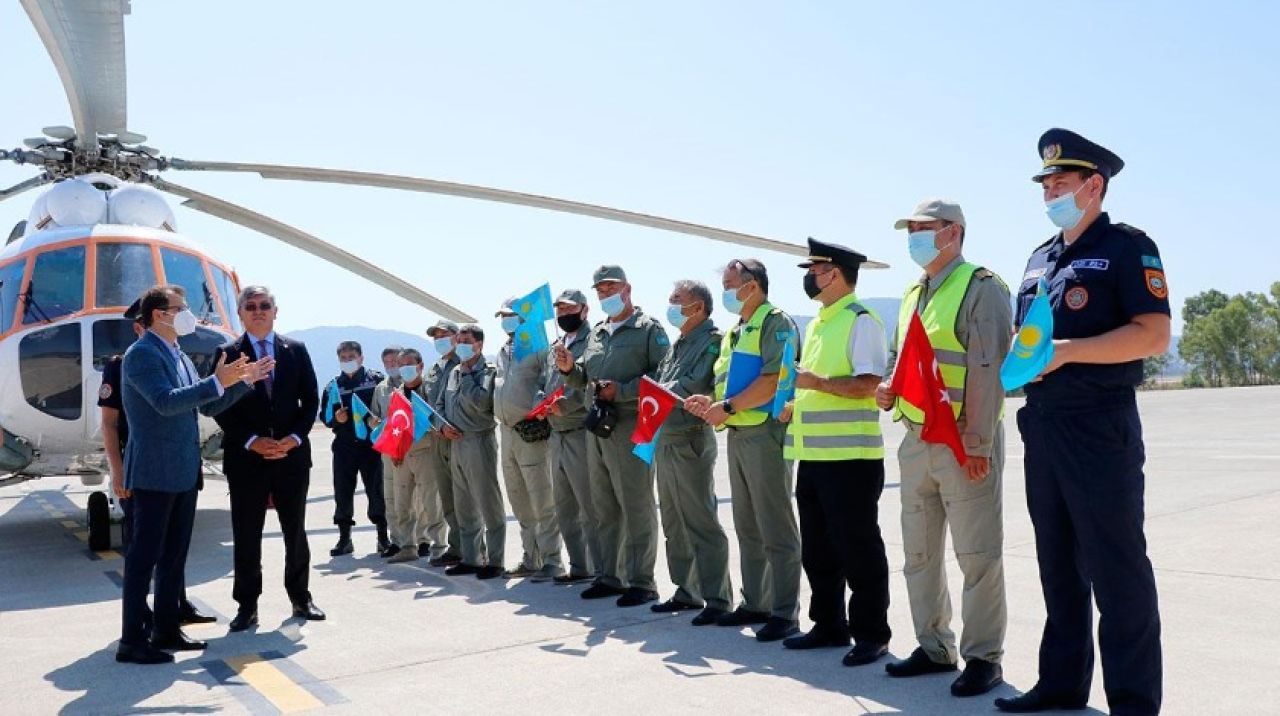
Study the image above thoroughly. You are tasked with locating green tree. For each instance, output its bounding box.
[1178,286,1280,386]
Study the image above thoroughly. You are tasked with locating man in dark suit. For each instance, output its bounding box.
[117,285,265,665]
[204,285,324,630]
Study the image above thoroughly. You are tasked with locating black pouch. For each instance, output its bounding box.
[512,418,552,443]
[584,398,618,438]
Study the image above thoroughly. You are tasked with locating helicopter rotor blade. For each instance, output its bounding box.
[0,175,52,203]
[149,177,477,323]
[20,0,129,155]
[165,159,829,260]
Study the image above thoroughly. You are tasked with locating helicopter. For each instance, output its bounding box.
[0,0,832,551]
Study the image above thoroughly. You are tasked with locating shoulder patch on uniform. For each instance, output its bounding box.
[1144,269,1168,299]
[974,268,994,279]
[98,383,112,400]
[707,343,719,355]
[656,332,670,347]
[1065,286,1089,310]
[1141,255,1163,270]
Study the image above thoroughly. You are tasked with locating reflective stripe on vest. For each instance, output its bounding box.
[785,293,884,461]
[713,303,782,427]
[893,263,978,423]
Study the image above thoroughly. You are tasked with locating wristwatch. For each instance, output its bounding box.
[723,400,736,415]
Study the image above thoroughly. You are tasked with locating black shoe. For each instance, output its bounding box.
[617,588,659,607]
[116,642,174,664]
[475,565,505,580]
[691,607,728,626]
[418,541,432,558]
[291,600,326,621]
[783,626,851,650]
[885,647,958,677]
[179,600,217,625]
[994,686,1088,713]
[951,659,1003,697]
[445,563,479,576]
[430,554,463,567]
[330,536,354,557]
[842,641,889,667]
[650,598,701,614]
[150,629,208,652]
[380,543,400,559]
[715,607,770,627]
[228,609,258,632]
[755,617,800,642]
[580,582,627,600]
[376,537,393,555]
[553,573,593,585]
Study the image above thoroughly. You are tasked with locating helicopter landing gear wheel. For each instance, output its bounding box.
[87,491,110,552]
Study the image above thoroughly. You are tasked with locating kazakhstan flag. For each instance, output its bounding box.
[1001,279,1055,391]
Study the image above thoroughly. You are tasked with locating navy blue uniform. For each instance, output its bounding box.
[1015,212,1168,714]
[321,368,387,528]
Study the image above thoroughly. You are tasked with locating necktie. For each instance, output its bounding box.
[258,339,274,398]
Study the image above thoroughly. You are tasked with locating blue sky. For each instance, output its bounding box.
[1,1,1276,338]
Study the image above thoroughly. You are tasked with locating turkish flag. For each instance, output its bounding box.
[889,313,968,466]
[525,386,566,420]
[373,391,415,462]
[631,376,679,445]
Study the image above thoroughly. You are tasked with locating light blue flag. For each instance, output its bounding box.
[324,380,341,422]
[632,426,663,465]
[411,392,436,442]
[370,421,383,444]
[351,393,371,440]
[770,333,798,418]
[513,283,554,322]
[1001,279,1055,391]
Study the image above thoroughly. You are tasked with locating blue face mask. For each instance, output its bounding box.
[600,292,625,318]
[433,336,454,356]
[722,285,747,314]
[398,365,420,382]
[667,303,690,328]
[1045,184,1090,230]
[907,230,941,268]
[455,343,476,361]
[501,315,522,334]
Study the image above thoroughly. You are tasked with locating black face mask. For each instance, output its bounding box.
[557,312,585,333]
[803,272,823,299]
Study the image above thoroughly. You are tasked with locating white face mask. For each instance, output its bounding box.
[164,309,197,337]
[339,359,360,375]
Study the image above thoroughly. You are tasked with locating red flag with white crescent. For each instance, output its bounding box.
[631,376,679,445]
[889,313,967,466]
[373,391,415,462]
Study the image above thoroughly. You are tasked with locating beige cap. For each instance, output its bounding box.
[893,198,966,230]
[592,265,627,286]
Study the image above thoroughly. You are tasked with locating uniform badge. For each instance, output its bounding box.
[1042,143,1062,162]
[1144,269,1168,298]
[1065,286,1089,310]
[98,383,112,400]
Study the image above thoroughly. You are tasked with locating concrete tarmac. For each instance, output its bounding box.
[1,387,1277,714]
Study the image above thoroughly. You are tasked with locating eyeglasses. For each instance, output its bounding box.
[242,301,274,312]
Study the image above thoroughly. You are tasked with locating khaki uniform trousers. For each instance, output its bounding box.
[414,435,459,558]
[655,425,732,610]
[392,442,448,558]
[727,420,802,620]
[550,427,597,577]
[381,455,396,540]
[450,431,506,567]
[499,425,562,570]
[898,421,1007,664]
[586,414,658,591]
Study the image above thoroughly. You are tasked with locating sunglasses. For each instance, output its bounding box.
[242,301,274,312]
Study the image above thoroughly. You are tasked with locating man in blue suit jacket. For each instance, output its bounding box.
[117,284,270,665]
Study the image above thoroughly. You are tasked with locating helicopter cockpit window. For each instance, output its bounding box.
[19,323,82,420]
[23,246,86,325]
[177,326,226,378]
[0,259,26,334]
[160,248,222,326]
[96,243,156,309]
[210,264,242,333]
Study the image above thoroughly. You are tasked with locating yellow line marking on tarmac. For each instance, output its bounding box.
[222,654,325,713]
[61,520,79,529]
[95,550,122,560]
[72,530,88,541]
